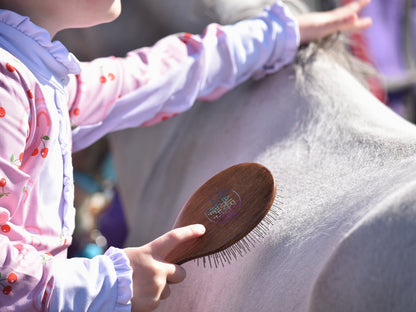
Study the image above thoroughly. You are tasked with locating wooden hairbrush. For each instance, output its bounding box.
[165,162,281,267]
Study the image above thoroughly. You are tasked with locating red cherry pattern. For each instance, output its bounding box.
[0,272,18,295]
[32,136,50,158]
[41,148,48,158]
[1,224,10,233]
[5,62,15,72]
[0,178,9,198]
[99,66,116,84]
[2,285,11,295]
[108,73,115,81]
[0,107,5,118]
[7,273,17,284]
[10,153,23,169]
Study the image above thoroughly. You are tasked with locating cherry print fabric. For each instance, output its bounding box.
[0,2,298,311]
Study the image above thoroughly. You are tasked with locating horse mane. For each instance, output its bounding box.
[295,34,376,87]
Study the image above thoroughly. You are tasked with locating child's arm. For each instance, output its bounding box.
[68,1,299,151]
[68,1,372,152]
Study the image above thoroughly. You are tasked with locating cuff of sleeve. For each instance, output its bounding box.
[253,1,300,80]
[105,247,133,311]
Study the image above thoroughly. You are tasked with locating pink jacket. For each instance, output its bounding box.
[0,2,298,311]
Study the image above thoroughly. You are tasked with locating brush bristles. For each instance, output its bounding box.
[194,194,283,268]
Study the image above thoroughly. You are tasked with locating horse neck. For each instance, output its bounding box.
[294,52,416,142]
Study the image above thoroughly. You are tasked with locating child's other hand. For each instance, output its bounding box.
[296,0,372,45]
[124,224,206,312]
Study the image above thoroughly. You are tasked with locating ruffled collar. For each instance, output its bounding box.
[0,9,81,85]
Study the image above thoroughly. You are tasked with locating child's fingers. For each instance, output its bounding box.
[337,0,371,16]
[330,0,370,27]
[336,15,373,33]
[336,15,372,34]
[327,1,372,33]
[297,0,372,44]
[166,263,186,284]
[150,224,206,260]
[160,285,171,300]
[353,16,373,31]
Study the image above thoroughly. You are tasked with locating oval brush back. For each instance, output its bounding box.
[165,162,277,265]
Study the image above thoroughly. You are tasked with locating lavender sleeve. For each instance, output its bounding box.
[50,247,132,311]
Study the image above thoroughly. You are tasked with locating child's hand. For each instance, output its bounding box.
[124,224,206,312]
[296,0,373,45]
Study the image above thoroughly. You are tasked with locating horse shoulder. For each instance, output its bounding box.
[309,181,416,312]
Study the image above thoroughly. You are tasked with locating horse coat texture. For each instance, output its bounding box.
[110,43,416,311]
[50,0,412,310]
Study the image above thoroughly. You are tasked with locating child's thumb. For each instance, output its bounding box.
[150,224,206,260]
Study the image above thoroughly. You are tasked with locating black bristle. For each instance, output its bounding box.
[193,193,283,268]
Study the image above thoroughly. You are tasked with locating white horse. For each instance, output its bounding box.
[62,0,416,310]
[111,43,416,311]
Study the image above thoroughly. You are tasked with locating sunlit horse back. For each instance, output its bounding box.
[61,0,416,310]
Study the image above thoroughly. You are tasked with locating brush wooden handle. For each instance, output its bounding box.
[165,162,276,265]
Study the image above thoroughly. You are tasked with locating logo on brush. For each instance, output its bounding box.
[204,190,241,223]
